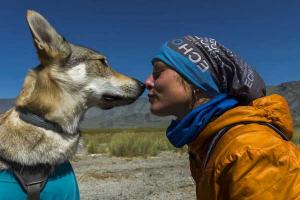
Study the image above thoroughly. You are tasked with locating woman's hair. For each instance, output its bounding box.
[176,75,191,92]
[175,74,210,109]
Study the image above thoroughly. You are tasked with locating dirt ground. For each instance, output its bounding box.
[71,151,196,200]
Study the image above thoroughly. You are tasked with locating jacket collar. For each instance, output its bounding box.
[188,94,293,152]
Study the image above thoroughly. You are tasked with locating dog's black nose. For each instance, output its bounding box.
[138,81,146,90]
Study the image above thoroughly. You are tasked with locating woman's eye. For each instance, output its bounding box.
[152,71,161,79]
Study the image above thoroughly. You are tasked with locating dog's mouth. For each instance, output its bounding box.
[100,94,136,110]
[102,94,124,102]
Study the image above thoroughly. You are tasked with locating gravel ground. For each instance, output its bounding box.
[71,151,196,200]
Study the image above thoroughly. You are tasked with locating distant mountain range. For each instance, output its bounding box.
[0,99,15,113]
[267,81,300,126]
[0,81,299,128]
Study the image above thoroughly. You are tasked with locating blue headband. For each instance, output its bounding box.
[153,42,220,97]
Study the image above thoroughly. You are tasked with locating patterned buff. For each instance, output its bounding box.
[152,35,266,104]
[152,36,266,147]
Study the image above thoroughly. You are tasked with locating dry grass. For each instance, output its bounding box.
[82,126,300,157]
[109,132,174,157]
[82,128,186,157]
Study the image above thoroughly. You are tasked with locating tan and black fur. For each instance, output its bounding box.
[0,10,144,169]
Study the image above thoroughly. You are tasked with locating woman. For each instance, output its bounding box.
[145,36,300,199]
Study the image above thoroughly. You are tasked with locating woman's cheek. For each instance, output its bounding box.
[150,100,164,115]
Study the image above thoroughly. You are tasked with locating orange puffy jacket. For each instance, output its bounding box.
[188,94,300,200]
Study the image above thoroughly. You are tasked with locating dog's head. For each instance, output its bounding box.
[17,10,144,113]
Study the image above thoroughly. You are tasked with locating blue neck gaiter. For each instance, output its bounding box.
[166,94,238,148]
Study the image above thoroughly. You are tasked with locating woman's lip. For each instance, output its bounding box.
[148,94,156,102]
[148,93,157,98]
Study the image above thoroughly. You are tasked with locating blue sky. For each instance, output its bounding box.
[0,0,299,98]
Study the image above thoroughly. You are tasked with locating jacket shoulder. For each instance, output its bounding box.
[210,124,300,199]
[212,123,300,169]
[213,123,299,161]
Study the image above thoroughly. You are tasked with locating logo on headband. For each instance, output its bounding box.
[169,39,210,72]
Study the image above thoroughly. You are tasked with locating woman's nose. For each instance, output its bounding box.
[145,75,154,90]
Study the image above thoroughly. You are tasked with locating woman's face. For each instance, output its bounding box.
[145,61,193,119]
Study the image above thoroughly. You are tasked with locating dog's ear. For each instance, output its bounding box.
[26,10,71,65]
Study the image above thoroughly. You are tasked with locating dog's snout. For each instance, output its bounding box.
[132,78,145,90]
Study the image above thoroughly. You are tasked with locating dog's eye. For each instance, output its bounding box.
[99,58,109,67]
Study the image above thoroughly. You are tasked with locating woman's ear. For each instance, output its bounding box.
[191,88,210,108]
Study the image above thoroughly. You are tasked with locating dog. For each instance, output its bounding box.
[0,10,144,199]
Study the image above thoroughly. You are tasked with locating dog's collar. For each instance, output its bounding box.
[16,107,66,134]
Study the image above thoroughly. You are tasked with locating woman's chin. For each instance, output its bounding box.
[150,106,170,117]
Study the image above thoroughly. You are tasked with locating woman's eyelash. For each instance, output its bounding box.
[152,71,163,79]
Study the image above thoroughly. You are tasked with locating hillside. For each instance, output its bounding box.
[0,99,15,113]
[80,97,173,129]
[0,81,299,128]
[267,81,300,126]
[82,81,300,128]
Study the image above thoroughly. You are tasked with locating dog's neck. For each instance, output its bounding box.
[16,68,89,135]
[39,92,87,135]
[0,109,80,168]
[16,94,87,135]
[0,68,89,168]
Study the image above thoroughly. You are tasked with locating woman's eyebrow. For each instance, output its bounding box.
[153,65,168,71]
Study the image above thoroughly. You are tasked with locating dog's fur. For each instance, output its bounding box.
[0,10,144,169]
